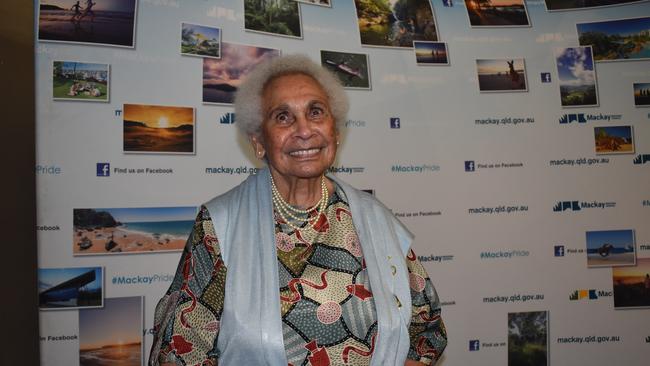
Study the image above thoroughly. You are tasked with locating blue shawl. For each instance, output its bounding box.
[204,168,413,365]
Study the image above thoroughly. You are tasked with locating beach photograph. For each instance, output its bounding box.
[586,229,636,267]
[508,311,548,366]
[476,58,527,92]
[181,22,220,59]
[545,0,647,11]
[53,61,109,101]
[634,82,650,106]
[594,126,634,155]
[79,296,142,366]
[613,258,650,309]
[320,50,371,89]
[38,0,137,47]
[555,46,598,107]
[353,0,438,48]
[39,267,103,310]
[123,104,194,154]
[295,0,331,7]
[203,42,281,105]
[464,0,530,27]
[73,206,195,255]
[577,17,650,62]
[414,41,449,65]
[244,0,302,38]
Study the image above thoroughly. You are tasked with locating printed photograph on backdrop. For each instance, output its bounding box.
[577,17,650,62]
[464,0,530,27]
[244,0,302,38]
[180,22,221,59]
[353,0,438,48]
[79,296,142,366]
[508,311,548,366]
[320,50,371,89]
[294,0,331,7]
[73,206,195,255]
[414,41,449,65]
[613,258,650,309]
[586,229,636,268]
[39,267,103,310]
[634,82,650,106]
[545,0,648,12]
[594,126,635,155]
[203,42,281,105]
[38,0,137,48]
[123,104,195,154]
[555,46,598,107]
[476,58,527,92]
[52,61,109,102]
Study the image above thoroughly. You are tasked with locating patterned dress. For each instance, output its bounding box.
[151,184,447,366]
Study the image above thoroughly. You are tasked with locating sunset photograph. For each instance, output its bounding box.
[476,58,527,92]
[464,0,530,27]
[123,103,194,154]
[613,258,650,309]
[79,296,142,366]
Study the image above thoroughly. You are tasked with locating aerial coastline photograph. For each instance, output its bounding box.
[577,16,650,62]
[73,206,195,255]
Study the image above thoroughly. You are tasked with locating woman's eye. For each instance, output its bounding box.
[275,112,291,123]
[309,108,323,118]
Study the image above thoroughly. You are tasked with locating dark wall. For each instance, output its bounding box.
[0,0,39,364]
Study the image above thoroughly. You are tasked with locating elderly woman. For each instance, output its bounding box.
[150,55,447,366]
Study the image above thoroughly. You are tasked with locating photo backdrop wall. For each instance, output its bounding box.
[35,0,650,365]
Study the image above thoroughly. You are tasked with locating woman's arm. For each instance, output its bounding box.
[149,206,226,366]
[405,248,448,365]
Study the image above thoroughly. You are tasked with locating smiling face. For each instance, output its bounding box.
[251,73,339,181]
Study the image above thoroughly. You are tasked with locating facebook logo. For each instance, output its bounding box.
[390,117,401,129]
[469,340,480,351]
[554,245,565,257]
[96,163,110,177]
[465,161,475,172]
[541,72,551,83]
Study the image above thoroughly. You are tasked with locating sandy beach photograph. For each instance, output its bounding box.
[53,61,109,101]
[79,296,142,366]
[73,206,195,255]
[414,41,449,65]
[320,50,371,89]
[203,42,280,105]
[39,267,103,310]
[464,0,530,27]
[594,126,634,155]
[613,258,650,309]
[353,0,438,48]
[545,0,647,11]
[476,58,527,92]
[244,0,302,38]
[181,22,220,59]
[577,17,650,62]
[555,46,598,107]
[586,229,636,267]
[634,82,650,106]
[123,103,195,154]
[38,0,137,47]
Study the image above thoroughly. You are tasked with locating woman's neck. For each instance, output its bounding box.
[269,170,334,209]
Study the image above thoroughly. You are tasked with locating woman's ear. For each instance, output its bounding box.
[250,134,266,159]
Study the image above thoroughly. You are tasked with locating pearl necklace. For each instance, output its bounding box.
[270,174,328,232]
